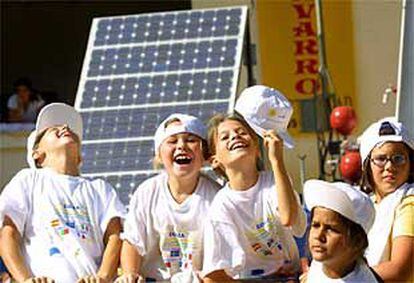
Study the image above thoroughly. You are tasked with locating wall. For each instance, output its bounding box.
[0,130,30,189]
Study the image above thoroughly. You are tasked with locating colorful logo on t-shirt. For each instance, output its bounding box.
[247,214,284,258]
[160,229,197,273]
[48,203,93,242]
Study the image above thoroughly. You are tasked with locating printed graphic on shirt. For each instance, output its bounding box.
[47,203,94,243]
[246,214,285,259]
[160,228,198,273]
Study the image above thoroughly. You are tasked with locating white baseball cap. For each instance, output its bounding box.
[304,179,375,234]
[154,113,207,152]
[358,117,414,163]
[234,85,294,148]
[26,103,83,168]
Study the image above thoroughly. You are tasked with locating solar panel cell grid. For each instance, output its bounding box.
[94,8,242,46]
[76,6,247,203]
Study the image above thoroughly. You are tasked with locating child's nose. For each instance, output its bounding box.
[229,131,239,140]
[176,139,186,148]
[313,228,326,242]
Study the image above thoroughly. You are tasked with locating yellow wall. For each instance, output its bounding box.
[0,132,29,190]
[256,0,356,136]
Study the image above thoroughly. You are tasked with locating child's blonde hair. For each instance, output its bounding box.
[153,117,210,169]
[207,113,263,179]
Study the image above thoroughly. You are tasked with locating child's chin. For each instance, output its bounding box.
[172,164,197,175]
[311,253,327,262]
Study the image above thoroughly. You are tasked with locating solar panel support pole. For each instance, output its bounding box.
[396,0,414,136]
[244,18,256,86]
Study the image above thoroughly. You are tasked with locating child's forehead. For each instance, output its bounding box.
[165,131,199,139]
[371,141,409,154]
[218,119,247,131]
[313,206,344,222]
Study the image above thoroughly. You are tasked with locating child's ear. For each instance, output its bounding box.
[152,151,163,170]
[32,149,45,167]
[209,155,221,169]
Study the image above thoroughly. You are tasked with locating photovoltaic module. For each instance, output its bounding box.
[75,6,248,203]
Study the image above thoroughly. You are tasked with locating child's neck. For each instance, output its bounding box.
[43,159,79,176]
[322,260,357,279]
[227,167,259,191]
[167,174,199,204]
[44,155,80,176]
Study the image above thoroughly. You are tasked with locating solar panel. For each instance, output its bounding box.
[75,7,248,204]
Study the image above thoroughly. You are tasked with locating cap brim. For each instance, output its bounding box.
[36,103,83,141]
[304,180,355,222]
[245,117,295,149]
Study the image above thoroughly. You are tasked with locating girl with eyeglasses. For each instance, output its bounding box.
[359,117,413,282]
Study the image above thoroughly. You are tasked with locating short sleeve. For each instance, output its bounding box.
[392,195,414,239]
[0,170,32,235]
[96,180,126,233]
[33,97,45,112]
[265,171,306,237]
[121,185,150,256]
[7,94,18,109]
[202,219,245,279]
[292,192,307,237]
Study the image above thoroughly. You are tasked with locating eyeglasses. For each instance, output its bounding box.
[370,154,407,168]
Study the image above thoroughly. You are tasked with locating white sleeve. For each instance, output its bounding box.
[265,171,307,237]
[0,170,32,235]
[96,180,127,233]
[121,186,149,256]
[202,219,245,279]
[33,97,45,112]
[7,94,18,109]
[291,192,307,237]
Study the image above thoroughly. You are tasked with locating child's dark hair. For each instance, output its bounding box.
[13,77,40,102]
[310,208,368,258]
[207,113,262,179]
[360,142,414,195]
[13,77,33,90]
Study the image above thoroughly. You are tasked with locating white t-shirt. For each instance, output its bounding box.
[7,94,45,123]
[202,171,307,279]
[307,260,379,282]
[0,168,126,283]
[122,172,219,281]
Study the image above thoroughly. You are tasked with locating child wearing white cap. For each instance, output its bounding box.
[202,86,306,281]
[358,117,414,281]
[303,180,380,283]
[116,113,219,282]
[0,103,126,283]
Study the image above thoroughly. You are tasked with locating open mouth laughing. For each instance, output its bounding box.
[173,153,193,165]
[228,141,248,151]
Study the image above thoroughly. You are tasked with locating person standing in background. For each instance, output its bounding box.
[7,77,45,123]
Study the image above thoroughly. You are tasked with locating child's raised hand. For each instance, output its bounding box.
[263,130,284,165]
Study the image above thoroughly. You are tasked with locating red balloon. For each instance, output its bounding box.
[340,151,362,184]
[330,106,357,136]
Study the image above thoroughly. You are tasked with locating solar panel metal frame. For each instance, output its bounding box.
[75,6,248,202]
